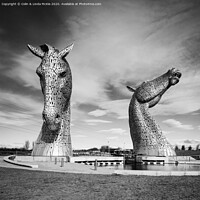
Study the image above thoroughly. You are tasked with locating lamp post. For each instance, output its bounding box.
[108,141,110,155]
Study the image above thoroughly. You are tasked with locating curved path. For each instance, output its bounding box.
[0,156,115,175]
[3,155,38,168]
[1,156,200,176]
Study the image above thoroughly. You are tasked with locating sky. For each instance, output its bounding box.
[0,0,200,150]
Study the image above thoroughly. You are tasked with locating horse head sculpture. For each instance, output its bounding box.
[28,43,73,156]
[127,68,181,156]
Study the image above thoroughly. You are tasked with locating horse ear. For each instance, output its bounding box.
[27,44,44,58]
[58,43,74,58]
[127,86,136,92]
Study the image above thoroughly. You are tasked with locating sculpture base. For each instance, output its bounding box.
[135,145,176,157]
[32,142,72,157]
[136,156,169,164]
[135,155,176,164]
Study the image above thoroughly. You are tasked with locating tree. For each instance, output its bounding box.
[188,146,192,151]
[181,145,185,151]
[100,145,109,153]
[88,147,99,151]
[196,144,200,151]
[24,140,30,150]
[175,145,179,151]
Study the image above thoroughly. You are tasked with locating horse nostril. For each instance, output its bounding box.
[55,113,61,123]
[55,113,60,119]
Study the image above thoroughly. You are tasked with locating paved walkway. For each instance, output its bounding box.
[0,156,117,175]
[1,157,200,176]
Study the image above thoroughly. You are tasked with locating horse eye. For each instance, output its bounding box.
[59,71,67,78]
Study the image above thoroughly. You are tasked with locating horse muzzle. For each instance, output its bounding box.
[169,69,182,86]
[42,112,61,131]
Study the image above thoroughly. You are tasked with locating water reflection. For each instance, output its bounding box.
[125,163,200,171]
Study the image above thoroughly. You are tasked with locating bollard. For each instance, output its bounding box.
[123,156,125,169]
[60,158,64,167]
[55,157,57,165]
[94,159,97,170]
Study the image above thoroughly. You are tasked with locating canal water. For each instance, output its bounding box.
[124,163,200,171]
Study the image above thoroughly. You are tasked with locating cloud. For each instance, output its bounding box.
[97,128,127,135]
[83,119,112,126]
[72,134,87,138]
[88,109,108,117]
[183,139,193,144]
[57,0,200,119]
[162,131,172,135]
[99,100,129,119]
[0,90,42,114]
[62,1,181,107]
[0,90,42,128]
[106,136,119,140]
[0,111,34,126]
[198,126,200,130]
[5,0,199,118]
[163,119,194,130]
[182,139,200,145]
[6,52,41,89]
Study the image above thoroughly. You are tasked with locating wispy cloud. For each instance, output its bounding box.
[162,131,172,135]
[106,136,119,140]
[0,90,42,114]
[6,52,41,89]
[0,90,42,129]
[88,109,108,117]
[99,100,129,119]
[83,119,112,126]
[72,134,87,138]
[183,139,200,144]
[5,0,199,118]
[58,0,200,118]
[98,128,127,135]
[0,111,35,126]
[163,119,194,130]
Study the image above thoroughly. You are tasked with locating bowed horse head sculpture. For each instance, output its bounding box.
[28,43,74,156]
[127,68,181,156]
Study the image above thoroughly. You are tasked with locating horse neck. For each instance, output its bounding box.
[129,97,149,125]
[129,96,160,132]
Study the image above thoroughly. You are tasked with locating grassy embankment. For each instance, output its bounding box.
[0,167,200,200]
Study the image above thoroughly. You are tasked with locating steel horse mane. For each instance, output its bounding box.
[28,43,74,157]
[127,68,181,156]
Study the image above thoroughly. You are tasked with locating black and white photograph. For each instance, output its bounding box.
[0,0,200,199]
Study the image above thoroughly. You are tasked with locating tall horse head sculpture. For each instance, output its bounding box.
[28,43,74,157]
[127,68,181,156]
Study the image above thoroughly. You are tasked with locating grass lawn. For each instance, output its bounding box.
[0,167,200,200]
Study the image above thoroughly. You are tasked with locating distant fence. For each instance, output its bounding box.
[175,150,200,157]
[0,149,32,156]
